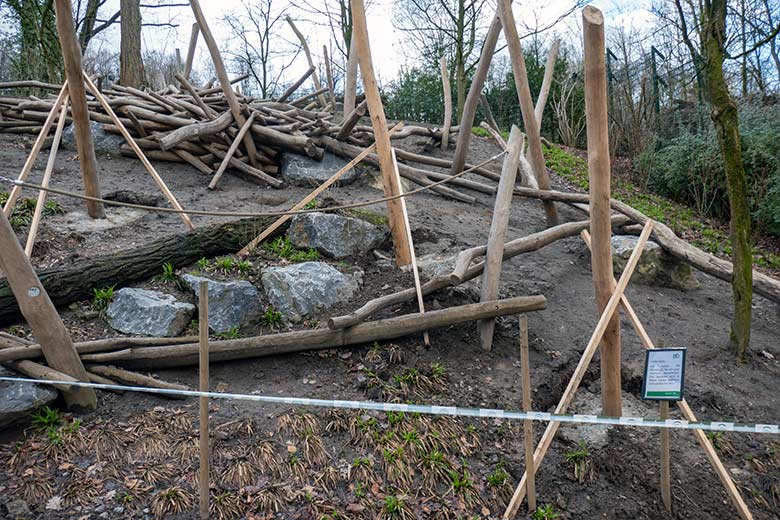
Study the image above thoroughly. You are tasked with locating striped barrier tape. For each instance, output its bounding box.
[1,376,777,435]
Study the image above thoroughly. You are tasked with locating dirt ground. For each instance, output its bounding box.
[0,131,778,520]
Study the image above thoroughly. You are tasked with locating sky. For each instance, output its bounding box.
[88,0,655,87]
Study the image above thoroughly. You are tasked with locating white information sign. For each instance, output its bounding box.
[642,349,686,401]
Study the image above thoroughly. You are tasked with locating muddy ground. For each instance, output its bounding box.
[0,131,778,520]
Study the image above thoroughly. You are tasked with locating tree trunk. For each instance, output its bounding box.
[703,0,753,360]
[0,216,280,325]
[119,0,145,88]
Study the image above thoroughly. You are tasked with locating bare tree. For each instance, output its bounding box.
[223,0,300,99]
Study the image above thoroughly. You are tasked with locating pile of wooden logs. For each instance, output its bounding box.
[0,77,462,194]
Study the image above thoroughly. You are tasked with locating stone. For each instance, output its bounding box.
[261,262,361,322]
[558,390,654,449]
[62,120,125,157]
[0,366,57,430]
[181,274,262,333]
[287,212,387,259]
[611,235,699,291]
[282,152,362,187]
[106,288,195,337]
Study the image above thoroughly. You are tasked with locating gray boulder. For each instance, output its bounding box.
[182,274,261,333]
[287,212,387,259]
[282,152,362,187]
[62,120,125,157]
[261,262,361,322]
[106,288,195,337]
[611,235,699,291]
[0,366,58,430]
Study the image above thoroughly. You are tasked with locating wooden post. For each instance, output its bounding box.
[53,0,105,219]
[449,15,501,178]
[343,31,359,117]
[83,73,195,230]
[323,45,337,110]
[189,0,260,168]
[533,39,560,130]
[479,126,523,351]
[25,93,70,257]
[497,0,559,227]
[351,0,412,267]
[198,281,209,520]
[175,49,183,74]
[519,315,536,513]
[276,66,315,103]
[480,93,500,132]
[4,83,67,217]
[391,149,430,346]
[0,208,96,409]
[286,16,327,108]
[184,22,200,80]
[583,5,621,417]
[503,221,654,519]
[660,401,671,512]
[208,112,257,190]
[440,56,452,151]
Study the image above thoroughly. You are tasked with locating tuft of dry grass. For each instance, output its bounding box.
[151,485,195,518]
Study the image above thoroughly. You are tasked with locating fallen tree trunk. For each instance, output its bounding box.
[158,110,233,150]
[0,336,198,363]
[0,218,278,325]
[78,296,546,369]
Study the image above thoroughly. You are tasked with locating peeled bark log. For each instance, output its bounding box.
[0,217,279,325]
[158,110,233,150]
[79,296,547,369]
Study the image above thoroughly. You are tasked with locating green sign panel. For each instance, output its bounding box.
[642,349,686,401]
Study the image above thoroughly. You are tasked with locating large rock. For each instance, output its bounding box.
[62,120,125,157]
[0,366,58,430]
[261,262,361,322]
[182,274,261,333]
[282,152,362,187]
[107,288,195,337]
[611,235,699,291]
[287,212,387,259]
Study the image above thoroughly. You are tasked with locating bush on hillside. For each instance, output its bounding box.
[638,102,780,235]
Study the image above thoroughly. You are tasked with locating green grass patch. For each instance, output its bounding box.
[0,192,65,230]
[263,236,319,262]
[343,208,389,228]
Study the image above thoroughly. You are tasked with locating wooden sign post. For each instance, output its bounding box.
[519,315,536,513]
[350,0,412,267]
[583,4,622,417]
[198,282,210,520]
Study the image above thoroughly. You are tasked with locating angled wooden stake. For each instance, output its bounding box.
[660,401,671,512]
[344,31,359,116]
[25,93,70,257]
[83,72,195,230]
[0,208,96,409]
[503,220,654,519]
[391,148,429,346]
[479,126,523,351]
[4,83,68,217]
[351,0,412,267]
[286,16,327,108]
[323,45,337,110]
[208,111,257,190]
[534,39,560,130]
[237,122,405,256]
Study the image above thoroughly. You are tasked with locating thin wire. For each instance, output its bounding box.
[0,152,505,219]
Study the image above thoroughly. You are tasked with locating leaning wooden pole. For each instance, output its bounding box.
[479,126,523,351]
[351,0,412,266]
[343,32,359,116]
[533,39,560,130]
[323,45,337,110]
[0,208,96,409]
[286,16,327,108]
[184,22,200,80]
[583,4,621,417]
[497,0,559,226]
[189,0,260,168]
[53,0,105,219]
[440,56,453,151]
[449,15,502,177]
